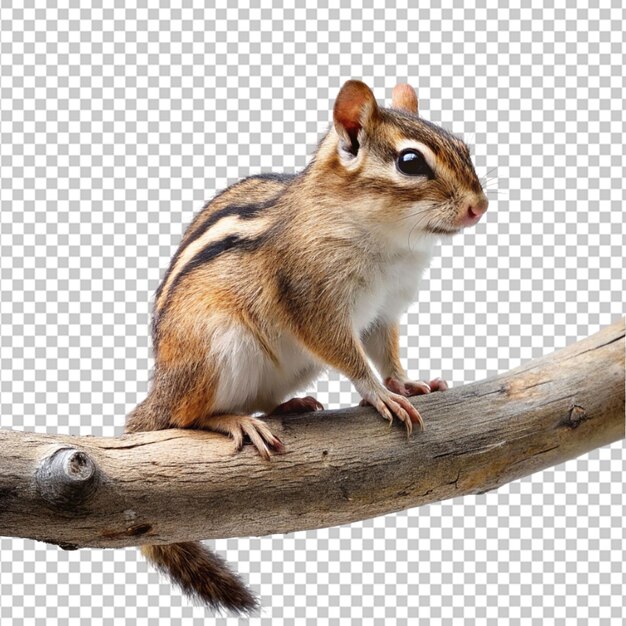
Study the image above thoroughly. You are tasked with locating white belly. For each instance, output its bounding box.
[210,324,320,414]
[352,244,434,332]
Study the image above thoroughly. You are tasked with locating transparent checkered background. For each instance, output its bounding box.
[1,2,624,625]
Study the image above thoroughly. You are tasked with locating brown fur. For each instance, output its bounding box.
[140,543,258,614]
[126,80,488,613]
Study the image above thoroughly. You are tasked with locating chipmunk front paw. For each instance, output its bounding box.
[359,387,424,436]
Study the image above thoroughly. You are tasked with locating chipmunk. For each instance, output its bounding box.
[125,80,488,613]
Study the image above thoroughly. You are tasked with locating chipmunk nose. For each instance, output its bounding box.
[470,196,489,216]
[458,195,489,228]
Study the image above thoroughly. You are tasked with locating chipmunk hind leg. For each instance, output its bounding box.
[162,321,289,457]
[159,358,284,459]
[195,326,323,451]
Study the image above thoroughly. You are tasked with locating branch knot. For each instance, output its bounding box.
[35,447,100,513]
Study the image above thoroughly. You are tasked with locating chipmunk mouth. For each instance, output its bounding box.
[424,224,460,235]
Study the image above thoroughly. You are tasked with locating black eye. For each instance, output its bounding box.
[396,149,434,178]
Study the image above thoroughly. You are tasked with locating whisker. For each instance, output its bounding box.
[485,191,508,198]
[481,176,499,192]
[407,209,434,250]
[407,219,419,251]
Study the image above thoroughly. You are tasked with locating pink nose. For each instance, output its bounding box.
[470,196,489,216]
[458,196,489,228]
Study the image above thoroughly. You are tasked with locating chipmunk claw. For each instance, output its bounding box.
[203,414,283,460]
[360,388,424,436]
[237,416,284,460]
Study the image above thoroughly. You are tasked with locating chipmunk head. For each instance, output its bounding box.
[318,80,488,241]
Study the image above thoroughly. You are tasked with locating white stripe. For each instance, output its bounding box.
[156,213,269,310]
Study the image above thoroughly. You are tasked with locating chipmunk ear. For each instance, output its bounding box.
[391,83,418,115]
[333,80,378,156]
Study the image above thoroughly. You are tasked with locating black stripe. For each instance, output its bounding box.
[184,173,295,248]
[152,234,267,341]
[175,234,265,286]
[154,198,274,306]
[248,172,297,182]
[155,173,296,305]
[186,197,274,246]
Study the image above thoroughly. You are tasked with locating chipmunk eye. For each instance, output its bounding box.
[396,149,434,178]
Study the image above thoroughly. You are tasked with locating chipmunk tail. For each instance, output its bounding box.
[140,542,258,615]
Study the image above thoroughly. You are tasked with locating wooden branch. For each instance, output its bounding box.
[1,320,623,550]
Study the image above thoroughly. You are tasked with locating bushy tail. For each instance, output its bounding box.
[140,542,258,615]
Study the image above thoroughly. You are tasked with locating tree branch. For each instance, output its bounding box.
[1,320,624,550]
